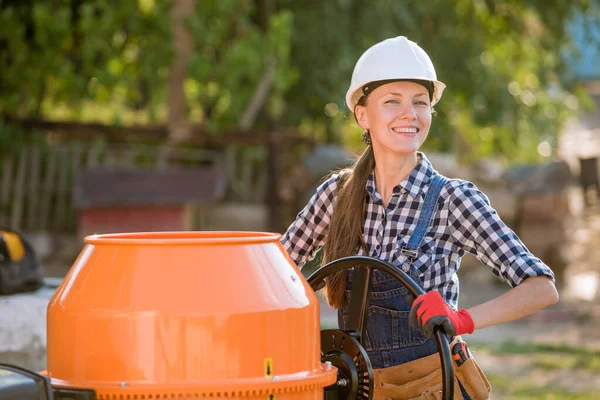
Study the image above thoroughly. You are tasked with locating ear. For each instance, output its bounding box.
[354,105,369,130]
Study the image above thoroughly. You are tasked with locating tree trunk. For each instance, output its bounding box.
[167,0,194,143]
[257,0,282,232]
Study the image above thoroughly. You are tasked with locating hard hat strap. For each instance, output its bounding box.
[360,79,434,102]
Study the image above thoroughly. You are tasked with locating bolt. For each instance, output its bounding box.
[325,361,332,370]
[273,376,280,382]
[337,378,349,387]
[119,382,126,387]
[290,275,297,282]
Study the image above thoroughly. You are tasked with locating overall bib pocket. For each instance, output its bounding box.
[342,271,430,352]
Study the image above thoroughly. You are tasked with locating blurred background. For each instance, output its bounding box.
[1,0,600,398]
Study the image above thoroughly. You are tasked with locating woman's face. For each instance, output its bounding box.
[355,81,432,156]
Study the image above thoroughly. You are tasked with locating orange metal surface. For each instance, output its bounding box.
[46,231,337,397]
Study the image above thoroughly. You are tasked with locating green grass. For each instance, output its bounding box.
[468,341,600,399]
[531,354,577,371]
[486,372,598,399]
[473,341,600,358]
[471,341,600,372]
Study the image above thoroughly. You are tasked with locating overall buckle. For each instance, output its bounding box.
[399,247,418,259]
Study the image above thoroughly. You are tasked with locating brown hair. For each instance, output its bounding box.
[322,81,437,308]
[322,97,374,309]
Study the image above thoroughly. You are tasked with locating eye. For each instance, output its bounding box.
[414,100,428,106]
[385,99,400,104]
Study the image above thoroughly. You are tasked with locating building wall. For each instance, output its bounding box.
[78,206,188,238]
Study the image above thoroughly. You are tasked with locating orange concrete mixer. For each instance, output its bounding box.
[0,231,456,400]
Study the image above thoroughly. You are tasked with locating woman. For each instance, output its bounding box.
[281,36,558,399]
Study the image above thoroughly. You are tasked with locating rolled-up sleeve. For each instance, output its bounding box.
[281,174,340,268]
[447,180,555,287]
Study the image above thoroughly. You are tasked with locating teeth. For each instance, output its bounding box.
[392,127,418,133]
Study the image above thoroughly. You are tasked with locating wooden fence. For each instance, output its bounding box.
[0,142,270,233]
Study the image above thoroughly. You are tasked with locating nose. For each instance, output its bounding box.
[398,103,417,120]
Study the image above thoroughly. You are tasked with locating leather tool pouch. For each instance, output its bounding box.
[372,341,492,400]
[373,353,463,399]
[455,356,492,400]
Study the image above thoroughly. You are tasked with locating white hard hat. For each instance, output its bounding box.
[345,36,446,111]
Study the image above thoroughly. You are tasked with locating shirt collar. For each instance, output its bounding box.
[365,152,435,201]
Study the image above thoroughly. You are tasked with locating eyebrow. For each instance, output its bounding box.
[386,92,429,98]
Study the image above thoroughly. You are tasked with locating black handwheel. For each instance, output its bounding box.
[308,256,454,400]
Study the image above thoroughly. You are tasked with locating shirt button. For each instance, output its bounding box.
[402,263,411,273]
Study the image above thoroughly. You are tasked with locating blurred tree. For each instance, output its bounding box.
[0,0,172,123]
[279,0,599,164]
[0,0,597,164]
[0,0,297,132]
[184,0,297,132]
[167,0,194,142]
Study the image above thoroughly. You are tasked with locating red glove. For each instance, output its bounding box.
[409,291,475,338]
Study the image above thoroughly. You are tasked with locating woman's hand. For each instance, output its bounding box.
[409,291,474,338]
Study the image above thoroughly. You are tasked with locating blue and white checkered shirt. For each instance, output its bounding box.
[281,152,555,309]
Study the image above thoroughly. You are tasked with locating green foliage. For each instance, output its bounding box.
[0,0,172,121]
[185,0,297,131]
[0,122,45,156]
[0,0,598,163]
[279,0,599,164]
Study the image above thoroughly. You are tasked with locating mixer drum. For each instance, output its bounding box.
[46,231,337,399]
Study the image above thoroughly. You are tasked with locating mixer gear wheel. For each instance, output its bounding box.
[321,329,373,399]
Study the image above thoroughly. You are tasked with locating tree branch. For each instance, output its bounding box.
[238,56,276,131]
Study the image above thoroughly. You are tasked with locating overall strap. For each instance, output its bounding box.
[401,173,448,258]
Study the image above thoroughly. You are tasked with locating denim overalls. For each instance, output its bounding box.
[337,174,472,398]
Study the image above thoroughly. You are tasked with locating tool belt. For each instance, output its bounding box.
[372,338,492,400]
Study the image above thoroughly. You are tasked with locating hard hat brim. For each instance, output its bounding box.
[346,79,446,112]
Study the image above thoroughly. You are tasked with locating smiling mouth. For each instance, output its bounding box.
[391,127,419,134]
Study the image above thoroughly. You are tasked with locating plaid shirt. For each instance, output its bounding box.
[281,152,555,309]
